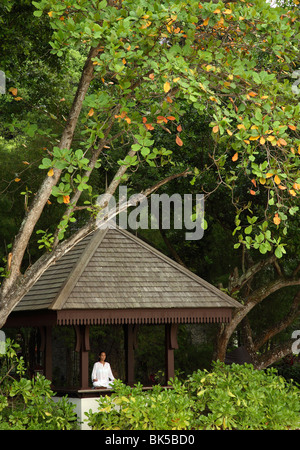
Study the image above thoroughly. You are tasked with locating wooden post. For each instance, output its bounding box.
[124,324,138,386]
[165,323,178,384]
[75,325,90,390]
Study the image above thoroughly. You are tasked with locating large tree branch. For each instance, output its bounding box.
[0,46,99,300]
[253,289,300,351]
[254,341,295,370]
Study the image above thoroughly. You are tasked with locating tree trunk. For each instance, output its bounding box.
[214,276,300,364]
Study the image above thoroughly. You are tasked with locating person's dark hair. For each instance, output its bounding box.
[98,351,106,360]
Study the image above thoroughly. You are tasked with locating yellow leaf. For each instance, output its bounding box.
[289,189,296,196]
[260,136,266,145]
[293,183,300,190]
[278,184,286,190]
[228,74,234,80]
[48,11,53,17]
[237,124,246,130]
[203,17,209,26]
[274,175,281,185]
[47,168,54,177]
[213,9,221,13]
[14,178,21,182]
[267,135,276,142]
[212,125,219,133]
[88,108,94,117]
[259,177,266,185]
[173,77,180,83]
[232,152,238,162]
[224,9,232,14]
[14,97,23,101]
[226,129,233,136]
[249,136,260,141]
[266,173,273,178]
[164,81,171,93]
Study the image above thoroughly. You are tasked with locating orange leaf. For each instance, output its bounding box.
[274,175,281,185]
[288,124,297,131]
[251,179,257,187]
[212,125,219,133]
[203,17,209,26]
[157,116,168,123]
[9,87,18,96]
[14,178,21,182]
[149,73,155,80]
[277,138,287,146]
[166,116,176,121]
[232,152,238,162]
[177,125,182,132]
[249,190,256,195]
[176,135,183,146]
[145,123,154,130]
[142,117,147,123]
[293,182,300,190]
[88,108,94,117]
[63,195,70,204]
[273,213,281,225]
[248,91,258,97]
[166,96,173,103]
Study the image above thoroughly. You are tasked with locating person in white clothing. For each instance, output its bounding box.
[91,351,115,389]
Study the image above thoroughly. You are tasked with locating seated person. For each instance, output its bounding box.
[91,351,115,388]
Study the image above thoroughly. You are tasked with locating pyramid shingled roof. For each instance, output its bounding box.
[13,227,241,325]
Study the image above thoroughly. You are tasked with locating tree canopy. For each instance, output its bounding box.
[0,0,300,366]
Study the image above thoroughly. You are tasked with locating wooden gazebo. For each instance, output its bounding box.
[5,227,240,391]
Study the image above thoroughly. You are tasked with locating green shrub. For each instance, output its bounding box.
[86,361,300,430]
[0,339,79,430]
[85,378,196,430]
[188,361,300,430]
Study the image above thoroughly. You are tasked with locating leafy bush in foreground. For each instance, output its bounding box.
[86,361,300,430]
[0,339,79,430]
